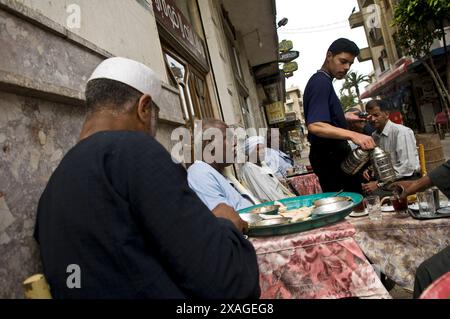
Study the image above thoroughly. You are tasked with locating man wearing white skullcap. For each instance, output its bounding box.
[34,57,260,299]
[240,136,295,202]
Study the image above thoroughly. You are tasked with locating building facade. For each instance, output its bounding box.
[0,0,283,297]
[349,0,450,133]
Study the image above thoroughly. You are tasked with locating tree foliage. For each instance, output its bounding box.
[340,93,357,112]
[393,0,450,59]
[342,71,370,101]
[393,0,450,112]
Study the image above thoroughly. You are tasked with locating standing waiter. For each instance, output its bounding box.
[304,38,376,193]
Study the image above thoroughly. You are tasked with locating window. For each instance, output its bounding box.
[378,56,386,73]
[164,48,213,125]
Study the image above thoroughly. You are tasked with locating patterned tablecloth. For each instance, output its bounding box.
[250,221,391,299]
[347,213,450,291]
[287,173,322,196]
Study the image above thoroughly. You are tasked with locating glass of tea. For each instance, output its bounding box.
[391,187,408,217]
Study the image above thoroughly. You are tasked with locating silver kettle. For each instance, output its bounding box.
[341,146,397,185]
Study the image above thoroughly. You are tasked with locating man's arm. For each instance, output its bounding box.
[308,122,376,150]
[394,176,433,200]
[125,136,260,299]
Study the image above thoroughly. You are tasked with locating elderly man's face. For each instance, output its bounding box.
[249,144,266,164]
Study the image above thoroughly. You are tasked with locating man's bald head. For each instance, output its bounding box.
[197,119,233,170]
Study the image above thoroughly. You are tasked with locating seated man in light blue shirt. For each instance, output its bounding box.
[187,119,254,211]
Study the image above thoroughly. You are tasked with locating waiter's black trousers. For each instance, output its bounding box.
[309,140,363,194]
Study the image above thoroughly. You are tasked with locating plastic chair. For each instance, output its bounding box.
[23,274,52,299]
[419,271,450,299]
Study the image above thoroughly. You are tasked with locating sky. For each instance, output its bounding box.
[276,0,374,95]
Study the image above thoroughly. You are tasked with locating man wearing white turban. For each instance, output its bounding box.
[34,57,260,299]
[240,136,295,202]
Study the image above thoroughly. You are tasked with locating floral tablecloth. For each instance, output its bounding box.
[250,221,391,299]
[287,173,322,196]
[347,213,450,291]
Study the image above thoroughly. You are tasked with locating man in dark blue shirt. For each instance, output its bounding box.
[303,38,376,193]
[34,57,260,299]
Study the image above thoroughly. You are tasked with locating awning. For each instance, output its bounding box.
[360,58,412,99]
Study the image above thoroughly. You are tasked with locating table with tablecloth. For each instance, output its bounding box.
[250,221,391,299]
[287,173,322,196]
[347,213,450,291]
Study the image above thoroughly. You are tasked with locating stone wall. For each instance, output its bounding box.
[0,2,184,298]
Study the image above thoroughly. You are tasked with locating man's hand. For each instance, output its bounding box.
[345,111,364,122]
[362,168,372,181]
[388,181,415,200]
[350,132,376,150]
[212,203,249,233]
[362,181,379,194]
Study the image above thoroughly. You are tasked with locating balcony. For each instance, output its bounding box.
[358,47,372,62]
[348,11,364,29]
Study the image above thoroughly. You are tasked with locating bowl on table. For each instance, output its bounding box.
[250,218,291,228]
[239,213,263,226]
[247,205,280,215]
[312,200,354,216]
[313,196,351,207]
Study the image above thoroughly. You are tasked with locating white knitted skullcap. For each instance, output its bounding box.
[88,57,164,108]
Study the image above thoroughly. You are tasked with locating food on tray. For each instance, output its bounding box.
[274,201,287,213]
[280,206,313,222]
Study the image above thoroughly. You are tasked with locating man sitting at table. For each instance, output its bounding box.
[34,58,260,299]
[362,99,420,196]
[265,129,294,178]
[240,136,295,202]
[187,119,258,212]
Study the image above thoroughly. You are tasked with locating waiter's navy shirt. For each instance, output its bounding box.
[303,71,348,144]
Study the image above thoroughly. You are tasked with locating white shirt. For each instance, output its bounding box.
[241,162,295,203]
[372,120,420,178]
[187,161,253,211]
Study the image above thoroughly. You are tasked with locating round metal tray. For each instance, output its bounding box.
[239,192,363,237]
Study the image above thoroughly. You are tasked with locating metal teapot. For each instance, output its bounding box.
[341,146,397,185]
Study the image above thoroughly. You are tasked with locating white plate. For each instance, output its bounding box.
[436,207,450,215]
[408,203,448,211]
[381,205,395,212]
[349,210,369,217]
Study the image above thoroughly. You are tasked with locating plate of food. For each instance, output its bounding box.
[238,192,362,237]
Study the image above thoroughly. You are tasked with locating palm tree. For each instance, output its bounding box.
[343,71,370,105]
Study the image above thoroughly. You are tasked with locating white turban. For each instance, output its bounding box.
[88,57,164,109]
[244,136,265,154]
